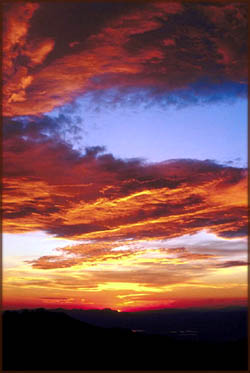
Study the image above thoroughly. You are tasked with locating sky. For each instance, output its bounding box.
[2,1,248,311]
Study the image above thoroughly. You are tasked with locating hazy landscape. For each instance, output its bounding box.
[3,306,248,370]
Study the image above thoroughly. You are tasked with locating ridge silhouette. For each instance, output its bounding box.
[3,308,248,370]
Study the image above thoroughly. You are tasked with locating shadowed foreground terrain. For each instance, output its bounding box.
[3,308,248,370]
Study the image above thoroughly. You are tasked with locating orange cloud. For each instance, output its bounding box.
[3,3,57,114]
[2,2,248,312]
[3,248,247,311]
[3,122,247,309]
[23,39,55,66]
[3,119,247,244]
[26,244,220,270]
[3,3,39,76]
[3,2,247,116]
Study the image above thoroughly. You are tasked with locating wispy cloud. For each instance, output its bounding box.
[2,1,247,311]
[3,117,247,243]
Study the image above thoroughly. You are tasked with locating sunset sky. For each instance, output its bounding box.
[3,1,248,311]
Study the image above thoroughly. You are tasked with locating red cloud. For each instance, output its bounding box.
[3,2,247,116]
[3,119,247,243]
[3,2,40,77]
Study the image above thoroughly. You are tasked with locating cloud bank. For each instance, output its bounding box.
[3,2,247,116]
[3,116,247,244]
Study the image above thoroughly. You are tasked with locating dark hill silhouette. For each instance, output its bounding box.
[50,305,247,342]
[3,308,248,370]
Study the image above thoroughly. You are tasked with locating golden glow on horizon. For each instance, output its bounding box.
[3,231,247,310]
[2,2,247,311]
[2,164,247,309]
